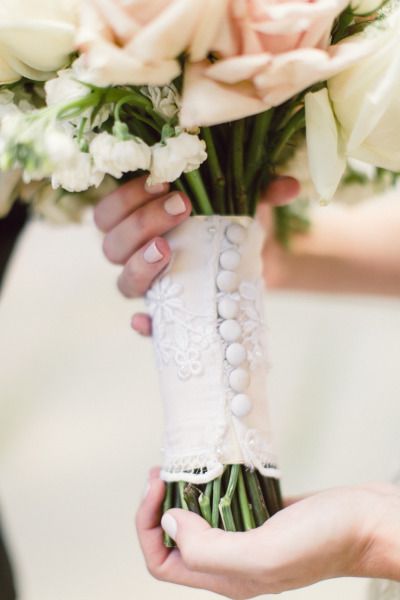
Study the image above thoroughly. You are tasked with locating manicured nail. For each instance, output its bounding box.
[164,194,186,216]
[161,513,177,541]
[145,181,167,195]
[143,241,164,264]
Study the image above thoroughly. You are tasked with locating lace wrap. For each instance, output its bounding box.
[147,215,280,484]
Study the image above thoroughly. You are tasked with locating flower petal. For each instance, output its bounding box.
[305,88,346,202]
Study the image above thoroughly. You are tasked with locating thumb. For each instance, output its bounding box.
[161,509,252,574]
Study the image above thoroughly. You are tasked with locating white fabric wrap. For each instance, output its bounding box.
[146,215,280,484]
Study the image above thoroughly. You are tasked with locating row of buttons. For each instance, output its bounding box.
[217,223,252,419]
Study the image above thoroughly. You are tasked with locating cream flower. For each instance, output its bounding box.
[52,151,104,193]
[305,7,400,200]
[90,132,151,179]
[141,85,181,121]
[180,0,375,127]
[77,0,228,86]
[0,0,78,83]
[148,131,207,185]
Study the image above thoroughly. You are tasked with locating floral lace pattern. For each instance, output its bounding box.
[147,275,217,381]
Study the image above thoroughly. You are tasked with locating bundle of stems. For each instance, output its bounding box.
[162,466,283,547]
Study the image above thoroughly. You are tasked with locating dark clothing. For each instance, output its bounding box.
[0,201,27,600]
[0,522,16,600]
[0,202,28,289]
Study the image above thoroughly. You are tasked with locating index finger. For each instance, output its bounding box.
[94,176,169,233]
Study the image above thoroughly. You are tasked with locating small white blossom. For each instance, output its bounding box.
[0,112,81,182]
[46,60,111,128]
[141,85,180,120]
[148,131,207,185]
[90,132,151,179]
[0,90,20,120]
[45,69,89,107]
[43,128,79,164]
[52,151,104,192]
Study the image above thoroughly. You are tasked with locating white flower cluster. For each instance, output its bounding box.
[0,71,208,201]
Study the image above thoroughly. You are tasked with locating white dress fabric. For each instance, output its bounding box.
[146,215,280,484]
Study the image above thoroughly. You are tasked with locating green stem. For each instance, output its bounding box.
[238,467,255,531]
[271,109,305,165]
[258,475,281,516]
[231,120,248,214]
[184,170,214,215]
[244,469,269,527]
[231,490,244,532]
[219,465,240,532]
[175,178,199,215]
[245,110,273,188]
[183,484,202,516]
[202,127,226,214]
[211,477,222,528]
[199,482,213,525]
[163,483,174,548]
[178,481,189,511]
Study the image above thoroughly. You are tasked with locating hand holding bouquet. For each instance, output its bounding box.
[0,0,399,545]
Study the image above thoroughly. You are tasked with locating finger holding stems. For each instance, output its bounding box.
[136,472,400,598]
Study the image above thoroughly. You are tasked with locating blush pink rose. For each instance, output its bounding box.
[180,0,374,127]
[77,0,228,86]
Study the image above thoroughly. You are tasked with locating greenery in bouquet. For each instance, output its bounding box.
[0,0,399,543]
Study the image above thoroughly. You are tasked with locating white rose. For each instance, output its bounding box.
[148,132,207,185]
[90,132,151,179]
[305,8,400,201]
[0,0,78,84]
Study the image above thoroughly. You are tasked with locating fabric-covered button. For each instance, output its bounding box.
[226,343,246,367]
[231,394,252,418]
[220,249,241,271]
[229,368,250,392]
[218,298,239,320]
[226,223,246,245]
[220,320,241,342]
[216,270,238,293]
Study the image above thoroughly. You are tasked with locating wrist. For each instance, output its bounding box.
[357,484,400,581]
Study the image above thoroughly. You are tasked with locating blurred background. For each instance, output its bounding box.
[0,212,399,600]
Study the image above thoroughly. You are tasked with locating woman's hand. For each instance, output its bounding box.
[94,175,299,336]
[136,471,400,599]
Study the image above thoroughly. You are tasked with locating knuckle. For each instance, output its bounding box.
[131,206,146,231]
[145,560,164,581]
[102,235,122,265]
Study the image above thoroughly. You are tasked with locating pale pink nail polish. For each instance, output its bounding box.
[145,181,166,195]
[161,513,177,540]
[143,241,163,264]
[164,194,186,216]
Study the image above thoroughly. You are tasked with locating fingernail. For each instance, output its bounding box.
[143,241,164,264]
[145,181,167,195]
[161,513,177,541]
[164,194,186,216]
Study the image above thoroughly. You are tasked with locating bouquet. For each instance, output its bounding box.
[0,0,399,546]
